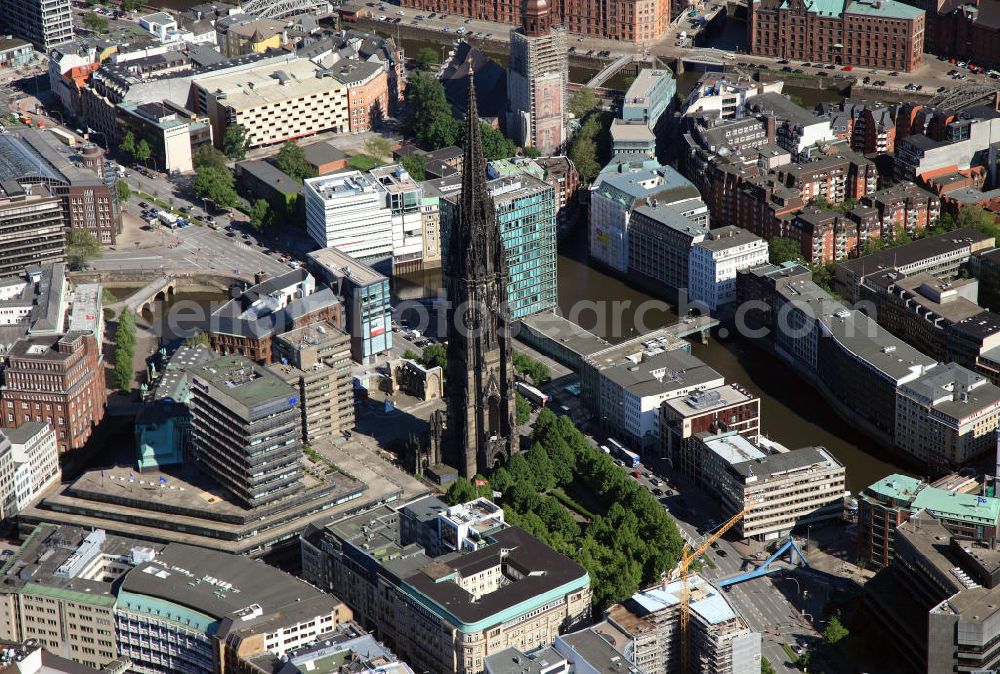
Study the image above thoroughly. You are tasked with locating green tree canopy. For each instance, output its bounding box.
[761,657,776,674]
[116,180,131,202]
[515,393,531,425]
[223,124,250,160]
[82,11,109,33]
[445,477,477,505]
[364,136,393,161]
[415,47,439,71]
[401,154,426,181]
[134,138,151,164]
[420,343,447,370]
[403,72,461,149]
[475,122,516,161]
[194,158,237,209]
[274,141,317,182]
[568,87,599,118]
[823,615,849,644]
[523,146,541,158]
[66,228,101,270]
[182,331,210,348]
[194,146,227,171]
[768,236,802,265]
[249,198,269,230]
[119,130,136,157]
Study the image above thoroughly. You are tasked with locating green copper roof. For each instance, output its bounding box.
[911,488,1000,526]
[863,473,923,502]
[846,0,923,18]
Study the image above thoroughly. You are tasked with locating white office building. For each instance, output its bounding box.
[688,226,768,311]
[305,171,393,265]
[0,423,60,517]
[370,164,424,273]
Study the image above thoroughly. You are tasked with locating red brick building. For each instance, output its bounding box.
[398,0,669,43]
[749,0,926,72]
[862,182,941,238]
[332,61,389,134]
[922,0,1000,69]
[1,332,106,454]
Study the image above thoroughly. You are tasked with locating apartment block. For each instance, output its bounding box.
[688,226,768,311]
[308,247,392,364]
[304,171,394,264]
[269,321,355,443]
[862,182,940,238]
[0,0,73,51]
[300,497,592,674]
[193,57,349,149]
[604,576,761,674]
[857,473,1000,568]
[189,355,303,509]
[749,0,925,71]
[0,183,64,278]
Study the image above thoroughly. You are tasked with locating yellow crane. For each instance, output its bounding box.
[667,506,751,674]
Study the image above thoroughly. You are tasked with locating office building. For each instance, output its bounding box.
[747,93,838,160]
[834,227,995,302]
[682,75,779,119]
[864,511,1000,673]
[300,497,592,674]
[245,622,414,674]
[331,60,388,134]
[749,0,925,71]
[489,156,581,228]
[270,321,355,443]
[610,120,657,159]
[190,355,302,509]
[1,423,59,516]
[627,203,709,293]
[688,226,768,311]
[192,57,349,149]
[711,439,846,540]
[441,172,558,318]
[506,7,567,156]
[553,628,639,674]
[0,132,120,245]
[398,0,669,43]
[116,101,212,174]
[590,163,708,274]
[0,523,353,674]
[1,327,106,455]
[0,37,32,68]
[597,349,724,452]
[370,164,424,273]
[0,184,64,278]
[604,576,761,674]
[0,265,67,357]
[209,269,343,365]
[622,69,675,130]
[0,0,72,51]
[857,473,1000,568]
[308,247,392,364]
[661,384,761,475]
[304,171,394,264]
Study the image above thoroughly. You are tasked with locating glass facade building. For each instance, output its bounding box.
[442,173,557,319]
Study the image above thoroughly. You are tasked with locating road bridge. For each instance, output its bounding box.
[925,82,1000,110]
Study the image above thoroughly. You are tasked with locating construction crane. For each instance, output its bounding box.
[666,506,750,674]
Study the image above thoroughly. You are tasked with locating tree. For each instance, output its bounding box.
[523,146,541,158]
[223,124,250,160]
[761,657,776,674]
[121,0,142,11]
[811,262,837,294]
[182,331,210,348]
[134,138,152,164]
[794,651,811,670]
[477,122,517,161]
[445,477,477,505]
[249,198,269,230]
[415,47,439,71]
[568,87,599,119]
[403,72,461,149]
[194,146,227,171]
[113,309,137,392]
[194,160,237,209]
[401,154,426,181]
[364,136,393,162]
[82,11,109,33]
[621,75,636,91]
[515,393,531,425]
[421,344,447,370]
[823,615,849,645]
[116,180,131,202]
[769,236,802,265]
[401,349,420,361]
[570,134,599,183]
[119,130,136,157]
[66,228,101,270]
[275,141,317,182]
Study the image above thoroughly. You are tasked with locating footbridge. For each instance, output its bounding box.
[125,275,178,315]
[586,54,641,89]
[717,535,809,588]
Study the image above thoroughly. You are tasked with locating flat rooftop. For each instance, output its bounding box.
[194,58,344,111]
[729,446,842,481]
[517,312,611,359]
[662,383,757,419]
[276,320,348,352]
[600,349,723,398]
[307,246,385,287]
[837,227,992,278]
[900,362,1000,420]
[191,354,296,413]
[703,433,767,465]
